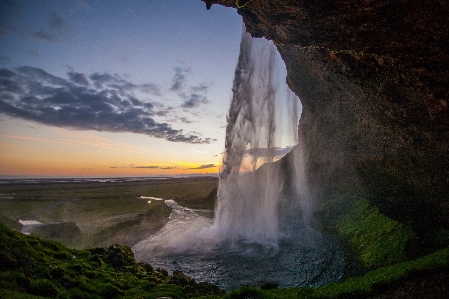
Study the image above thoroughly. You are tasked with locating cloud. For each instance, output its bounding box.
[88,72,160,95]
[134,165,159,169]
[190,83,210,93]
[168,66,211,110]
[243,146,294,158]
[127,164,177,170]
[0,66,215,144]
[181,93,209,109]
[31,13,69,42]
[179,117,193,124]
[187,164,216,170]
[179,83,211,109]
[169,65,191,92]
[0,5,71,43]
[68,71,90,86]
[89,72,125,89]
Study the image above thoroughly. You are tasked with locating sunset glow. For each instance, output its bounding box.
[0,0,241,177]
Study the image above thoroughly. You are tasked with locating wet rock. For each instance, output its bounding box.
[205,0,449,258]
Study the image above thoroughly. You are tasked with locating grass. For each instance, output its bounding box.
[2,177,447,298]
[2,218,447,299]
[0,177,218,248]
[0,223,224,298]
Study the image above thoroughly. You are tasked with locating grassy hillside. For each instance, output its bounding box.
[0,223,224,299]
[0,177,218,248]
[2,177,448,298]
[2,222,448,299]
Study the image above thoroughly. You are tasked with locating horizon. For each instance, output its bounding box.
[0,173,219,180]
[0,0,241,177]
[0,0,297,178]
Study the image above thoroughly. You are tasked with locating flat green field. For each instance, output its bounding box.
[0,177,218,249]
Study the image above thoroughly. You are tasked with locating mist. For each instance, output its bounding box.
[132,27,342,290]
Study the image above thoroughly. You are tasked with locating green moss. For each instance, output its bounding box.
[314,246,449,298]
[336,198,415,268]
[0,289,48,299]
[319,196,415,269]
[0,223,223,298]
[28,279,59,298]
[2,219,448,299]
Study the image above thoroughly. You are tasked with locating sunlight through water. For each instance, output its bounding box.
[132,26,343,290]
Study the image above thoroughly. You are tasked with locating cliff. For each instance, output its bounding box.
[203,0,449,259]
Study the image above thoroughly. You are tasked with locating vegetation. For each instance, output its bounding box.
[0,177,218,248]
[319,197,415,269]
[0,223,224,299]
[2,219,448,299]
[2,178,448,298]
[317,192,449,269]
[222,246,449,299]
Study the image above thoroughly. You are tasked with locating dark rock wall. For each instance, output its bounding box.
[203,1,449,230]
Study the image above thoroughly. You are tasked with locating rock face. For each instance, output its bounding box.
[203,1,449,241]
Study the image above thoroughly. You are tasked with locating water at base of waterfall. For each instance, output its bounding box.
[133,26,344,291]
[148,232,342,291]
[133,200,343,291]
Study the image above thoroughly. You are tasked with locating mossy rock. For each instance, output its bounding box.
[88,244,136,269]
[318,196,415,269]
[0,223,225,298]
[169,270,196,287]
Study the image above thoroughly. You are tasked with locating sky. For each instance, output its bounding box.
[0,0,244,177]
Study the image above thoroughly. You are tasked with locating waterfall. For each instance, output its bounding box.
[132,27,343,290]
[214,26,307,244]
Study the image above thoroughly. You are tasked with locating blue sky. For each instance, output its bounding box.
[0,0,244,177]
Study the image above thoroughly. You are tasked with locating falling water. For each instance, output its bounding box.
[133,27,343,290]
[214,27,308,244]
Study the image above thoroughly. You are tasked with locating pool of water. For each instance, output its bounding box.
[133,200,343,290]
